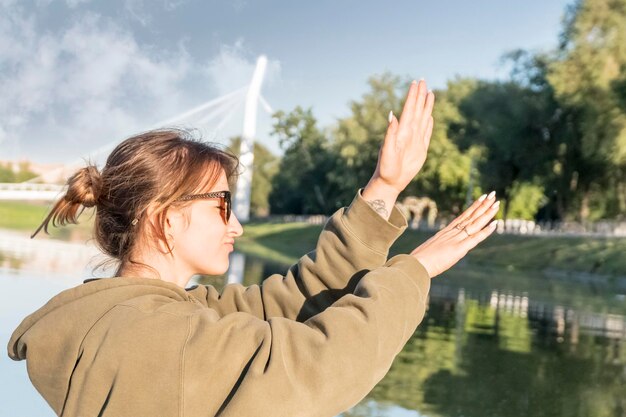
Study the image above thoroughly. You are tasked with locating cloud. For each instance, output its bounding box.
[65,0,91,8]
[0,10,195,161]
[123,0,151,26]
[0,124,6,145]
[122,0,189,26]
[163,0,187,11]
[231,0,247,13]
[0,2,281,163]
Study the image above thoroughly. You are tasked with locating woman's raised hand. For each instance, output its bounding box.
[411,192,500,278]
[362,80,435,217]
[374,79,434,193]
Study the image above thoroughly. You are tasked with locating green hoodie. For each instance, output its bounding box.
[7,191,430,417]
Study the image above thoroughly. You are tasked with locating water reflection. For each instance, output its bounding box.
[371,293,626,417]
[346,281,626,417]
[193,251,289,288]
[0,229,102,282]
[192,250,626,417]
[1,231,625,417]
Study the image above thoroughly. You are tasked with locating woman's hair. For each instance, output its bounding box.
[32,128,239,274]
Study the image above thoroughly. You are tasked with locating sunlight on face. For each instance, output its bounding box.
[171,169,243,277]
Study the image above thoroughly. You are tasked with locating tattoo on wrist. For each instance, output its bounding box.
[366,199,389,218]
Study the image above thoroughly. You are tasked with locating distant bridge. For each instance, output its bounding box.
[0,183,66,201]
[0,56,272,222]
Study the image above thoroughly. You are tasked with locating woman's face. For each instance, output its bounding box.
[169,169,243,277]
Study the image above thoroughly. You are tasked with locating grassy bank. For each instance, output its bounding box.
[0,201,93,240]
[0,201,49,231]
[3,201,624,277]
[237,222,323,265]
[239,221,626,278]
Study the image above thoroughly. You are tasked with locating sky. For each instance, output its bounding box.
[0,0,573,163]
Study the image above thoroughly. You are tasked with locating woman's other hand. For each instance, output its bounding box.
[362,79,435,218]
[411,192,500,278]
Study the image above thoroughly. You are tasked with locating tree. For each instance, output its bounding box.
[447,75,556,220]
[333,73,472,217]
[547,0,626,219]
[0,161,37,183]
[228,137,279,217]
[505,50,589,221]
[0,163,14,182]
[266,0,626,222]
[269,107,341,214]
[14,161,37,182]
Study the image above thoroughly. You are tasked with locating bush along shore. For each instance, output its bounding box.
[236,221,626,283]
[2,201,625,282]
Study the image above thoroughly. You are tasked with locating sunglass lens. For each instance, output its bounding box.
[225,194,231,223]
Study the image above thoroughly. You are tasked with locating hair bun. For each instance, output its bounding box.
[64,165,102,208]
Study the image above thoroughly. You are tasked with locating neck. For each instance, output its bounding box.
[118,251,191,289]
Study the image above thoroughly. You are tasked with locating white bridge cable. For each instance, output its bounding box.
[194,89,246,126]
[259,95,274,115]
[164,86,247,126]
[26,86,249,183]
[83,86,248,160]
[212,93,248,133]
[207,92,273,138]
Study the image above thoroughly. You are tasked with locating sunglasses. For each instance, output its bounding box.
[175,190,232,224]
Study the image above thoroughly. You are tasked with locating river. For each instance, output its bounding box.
[1,230,624,417]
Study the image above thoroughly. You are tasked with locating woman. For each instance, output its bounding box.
[8,80,499,417]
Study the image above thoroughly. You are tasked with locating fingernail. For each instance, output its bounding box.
[411,80,417,85]
[388,110,394,124]
[487,191,496,200]
[492,201,500,210]
[478,194,487,202]
[490,220,498,228]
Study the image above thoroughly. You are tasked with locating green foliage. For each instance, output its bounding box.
[447,75,561,219]
[269,75,473,217]
[0,164,13,182]
[427,79,483,212]
[507,181,547,220]
[228,137,279,217]
[264,0,625,221]
[547,0,626,219]
[269,107,342,214]
[0,161,37,183]
[331,73,403,204]
[333,74,474,214]
[235,221,626,278]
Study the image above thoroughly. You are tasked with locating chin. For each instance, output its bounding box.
[202,262,229,277]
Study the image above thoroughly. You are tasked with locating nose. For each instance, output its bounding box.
[228,213,244,237]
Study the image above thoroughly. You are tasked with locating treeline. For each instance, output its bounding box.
[0,162,37,183]
[240,0,626,221]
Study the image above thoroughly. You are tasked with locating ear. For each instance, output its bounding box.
[143,203,184,254]
[162,205,188,238]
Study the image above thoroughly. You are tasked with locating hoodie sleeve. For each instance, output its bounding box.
[182,255,430,417]
[188,189,408,321]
